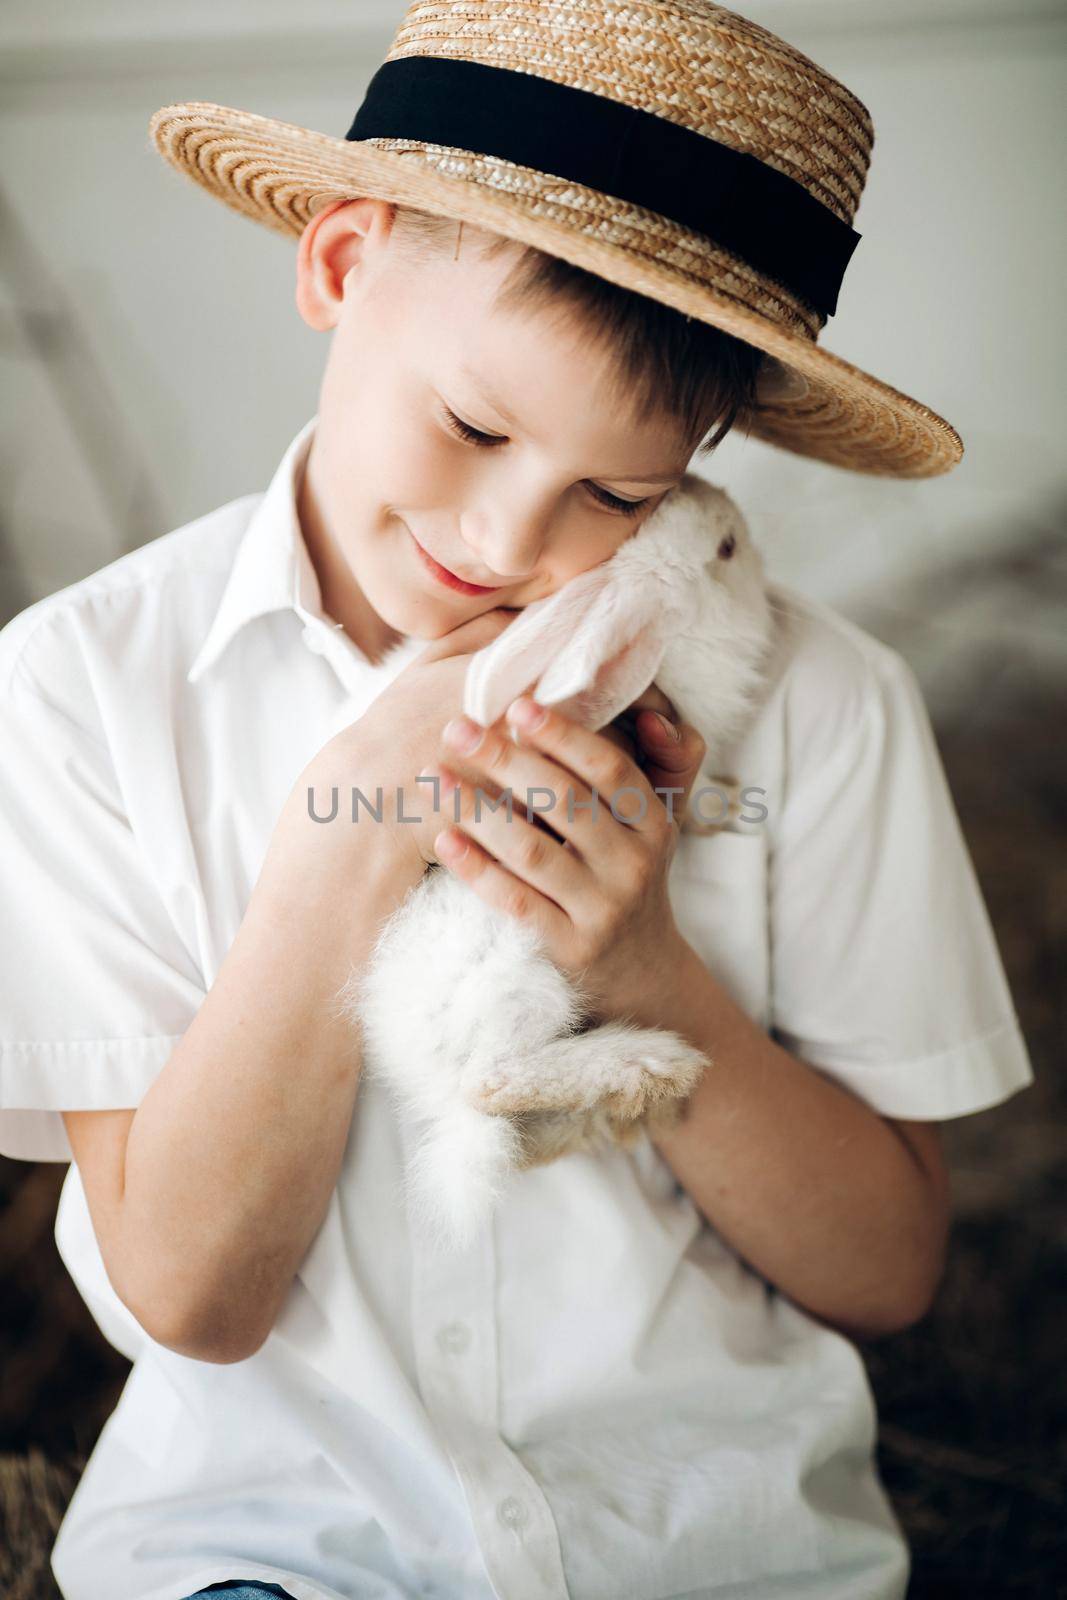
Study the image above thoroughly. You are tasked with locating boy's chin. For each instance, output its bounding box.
[366,586,463,642]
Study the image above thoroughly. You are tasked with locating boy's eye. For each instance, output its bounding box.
[441,405,507,448]
[584,483,650,518]
[440,405,650,519]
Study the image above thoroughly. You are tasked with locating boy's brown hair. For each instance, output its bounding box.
[391,204,766,457]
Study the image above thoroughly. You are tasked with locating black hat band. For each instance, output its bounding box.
[347,55,861,321]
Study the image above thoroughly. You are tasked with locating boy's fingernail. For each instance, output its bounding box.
[418,766,457,797]
[507,696,547,730]
[442,715,484,753]
[653,711,682,742]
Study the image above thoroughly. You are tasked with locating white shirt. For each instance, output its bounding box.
[0,416,1033,1600]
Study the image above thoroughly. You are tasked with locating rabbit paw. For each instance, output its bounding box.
[600,1035,708,1123]
[466,1068,538,1118]
[462,1029,708,1120]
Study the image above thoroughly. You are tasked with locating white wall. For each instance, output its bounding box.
[2,0,1063,705]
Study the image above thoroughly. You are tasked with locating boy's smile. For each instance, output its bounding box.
[406,527,509,596]
[294,197,693,664]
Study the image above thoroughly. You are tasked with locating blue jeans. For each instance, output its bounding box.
[181,1585,295,1599]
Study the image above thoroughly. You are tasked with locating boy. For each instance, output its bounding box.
[0,7,1034,1599]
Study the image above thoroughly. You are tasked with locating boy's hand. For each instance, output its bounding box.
[294,606,522,888]
[607,684,707,825]
[422,693,707,1023]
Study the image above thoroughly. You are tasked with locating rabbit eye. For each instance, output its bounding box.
[717,534,736,560]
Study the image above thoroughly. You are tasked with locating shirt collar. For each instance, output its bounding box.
[186,414,365,688]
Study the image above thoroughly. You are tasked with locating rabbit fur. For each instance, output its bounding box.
[339,474,775,1252]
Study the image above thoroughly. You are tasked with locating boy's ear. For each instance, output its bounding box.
[295,196,396,331]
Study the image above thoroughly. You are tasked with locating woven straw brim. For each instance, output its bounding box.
[149,102,964,480]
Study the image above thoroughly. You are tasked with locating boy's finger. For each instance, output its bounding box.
[634,710,706,826]
[626,683,677,721]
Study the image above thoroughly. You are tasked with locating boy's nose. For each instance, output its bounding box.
[461,515,548,585]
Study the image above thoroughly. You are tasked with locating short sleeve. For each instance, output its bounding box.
[0,619,207,1162]
[767,641,1034,1121]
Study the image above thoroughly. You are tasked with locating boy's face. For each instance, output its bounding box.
[296,199,694,657]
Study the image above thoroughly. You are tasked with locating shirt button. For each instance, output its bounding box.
[301,625,327,656]
[435,1320,471,1355]
[496,1495,529,1532]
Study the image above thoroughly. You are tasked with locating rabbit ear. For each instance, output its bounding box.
[464,561,668,731]
[463,562,616,729]
[535,605,667,729]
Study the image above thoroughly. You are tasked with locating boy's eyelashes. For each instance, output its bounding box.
[438,403,650,519]
[440,403,508,450]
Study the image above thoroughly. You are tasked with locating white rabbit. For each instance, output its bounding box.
[339,474,775,1252]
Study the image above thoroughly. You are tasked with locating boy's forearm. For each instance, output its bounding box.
[117,827,409,1362]
[633,939,950,1342]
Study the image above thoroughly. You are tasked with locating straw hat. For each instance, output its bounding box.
[149,1,963,479]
